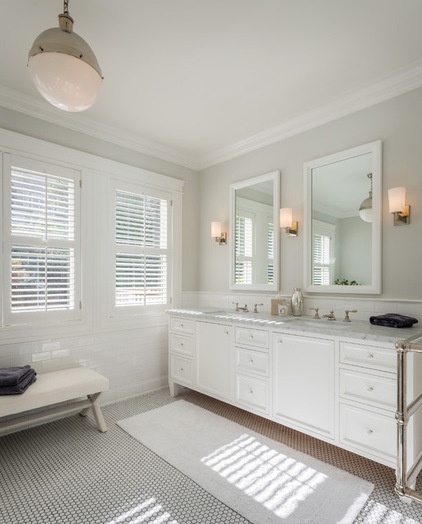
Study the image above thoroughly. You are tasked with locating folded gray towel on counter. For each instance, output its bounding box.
[0,365,34,387]
[369,313,418,328]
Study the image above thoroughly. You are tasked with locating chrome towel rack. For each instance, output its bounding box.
[396,333,422,504]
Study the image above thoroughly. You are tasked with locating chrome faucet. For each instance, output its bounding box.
[232,302,249,312]
[322,310,336,321]
[343,309,357,322]
[253,303,263,313]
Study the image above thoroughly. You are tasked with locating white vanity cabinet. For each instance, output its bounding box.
[195,321,233,402]
[272,332,335,441]
[234,326,270,415]
[168,317,195,397]
[338,340,398,465]
[167,310,422,470]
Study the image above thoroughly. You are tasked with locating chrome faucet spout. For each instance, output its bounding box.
[322,310,336,321]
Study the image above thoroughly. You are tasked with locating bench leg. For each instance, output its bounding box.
[80,393,107,432]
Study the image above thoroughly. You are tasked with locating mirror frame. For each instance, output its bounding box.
[303,140,382,294]
[229,170,280,291]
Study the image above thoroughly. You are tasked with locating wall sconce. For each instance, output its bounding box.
[388,187,410,226]
[280,208,298,236]
[211,221,227,245]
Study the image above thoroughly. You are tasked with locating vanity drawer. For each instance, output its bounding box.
[339,403,395,463]
[170,317,195,335]
[169,334,194,356]
[235,374,269,414]
[339,342,395,373]
[169,354,193,385]
[235,327,269,349]
[236,348,269,376]
[339,368,396,411]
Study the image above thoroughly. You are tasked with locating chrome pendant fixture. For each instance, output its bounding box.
[28,0,102,112]
[358,173,373,223]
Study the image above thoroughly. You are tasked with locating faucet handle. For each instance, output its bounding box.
[343,309,358,322]
[309,307,320,319]
[232,302,239,311]
[253,303,263,313]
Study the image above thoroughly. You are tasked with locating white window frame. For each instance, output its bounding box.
[312,219,336,286]
[2,153,81,326]
[107,179,173,319]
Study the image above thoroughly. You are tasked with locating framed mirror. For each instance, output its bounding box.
[304,141,382,294]
[229,171,280,291]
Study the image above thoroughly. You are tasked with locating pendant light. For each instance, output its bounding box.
[358,173,373,223]
[28,0,102,112]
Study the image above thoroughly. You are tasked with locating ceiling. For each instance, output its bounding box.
[1,0,422,169]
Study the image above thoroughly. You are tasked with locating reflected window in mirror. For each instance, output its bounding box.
[230,171,280,291]
[312,220,335,285]
[304,141,382,295]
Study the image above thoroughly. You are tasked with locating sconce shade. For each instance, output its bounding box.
[388,187,406,213]
[280,208,293,228]
[28,9,102,112]
[211,221,222,238]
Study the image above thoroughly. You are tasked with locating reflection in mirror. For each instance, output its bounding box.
[230,171,280,291]
[304,141,382,294]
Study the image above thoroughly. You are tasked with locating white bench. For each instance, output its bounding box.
[0,365,109,436]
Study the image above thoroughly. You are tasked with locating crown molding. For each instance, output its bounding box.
[1,61,422,172]
[0,86,201,171]
[198,61,422,169]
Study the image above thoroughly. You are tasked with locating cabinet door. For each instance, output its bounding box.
[273,332,335,439]
[196,321,232,401]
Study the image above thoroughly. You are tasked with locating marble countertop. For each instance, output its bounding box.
[167,308,422,345]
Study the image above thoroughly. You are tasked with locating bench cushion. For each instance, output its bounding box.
[0,367,109,418]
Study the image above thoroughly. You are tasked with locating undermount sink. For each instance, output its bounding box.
[293,319,349,329]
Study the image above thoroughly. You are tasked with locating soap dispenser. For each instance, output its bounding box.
[291,288,303,316]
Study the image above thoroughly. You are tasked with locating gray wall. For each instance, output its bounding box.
[198,88,422,299]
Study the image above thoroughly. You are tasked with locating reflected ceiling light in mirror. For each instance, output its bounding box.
[211,221,227,245]
[358,173,373,222]
[388,186,410,225]
[280,208,298,236]
[28,0,102,112]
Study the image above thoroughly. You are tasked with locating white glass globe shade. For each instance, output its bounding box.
[358,197,372,223]
[28,23,102,112]
[28,52,101,112]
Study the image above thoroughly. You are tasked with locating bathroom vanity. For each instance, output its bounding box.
[167,308,422,469]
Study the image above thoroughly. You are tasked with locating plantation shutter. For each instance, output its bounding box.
[4,155,80,323]
[312,220,336,286]
[313,234,331,285]
[115,189,168,307]
[267,220,274,284]
[235,214,253,284]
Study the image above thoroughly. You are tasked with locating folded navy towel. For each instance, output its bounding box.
[0,369,37,395]
[369,313,418,328]
[0,365,34,387]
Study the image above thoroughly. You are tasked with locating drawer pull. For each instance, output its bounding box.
[367,429,374,435]
[180,367,184,372]
[180,342,184,347]
[250,334,254,339]
[367,386,374,392]
[249,358,254,364]
[249,389,254,395]
[368,353,374,359]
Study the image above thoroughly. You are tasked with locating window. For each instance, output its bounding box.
[312,220,336,285]
[235,213,253,284]
[113,186,170,312]
[3,154,81,324]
